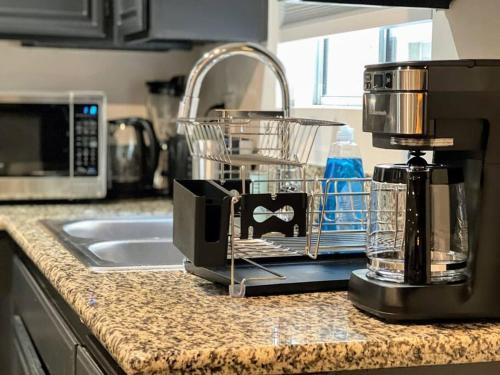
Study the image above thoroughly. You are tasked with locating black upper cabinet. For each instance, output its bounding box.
[0,0,107,39]
[115,0,268,45]
[0,0,267,50]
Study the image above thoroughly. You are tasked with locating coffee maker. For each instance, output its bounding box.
[348,60,500,320]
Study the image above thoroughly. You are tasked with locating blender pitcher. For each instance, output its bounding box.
[146,76,185,194]
[366,152,469,284]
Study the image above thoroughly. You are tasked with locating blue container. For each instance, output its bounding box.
[320,126,365,231]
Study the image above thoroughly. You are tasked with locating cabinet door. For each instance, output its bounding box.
[76,346,105,375]
[116,0,268,43]
[0,0,106,38]
[11,316,46,375]
[12,257,78,375]
[114,0,147,37]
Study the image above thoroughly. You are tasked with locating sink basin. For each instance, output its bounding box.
[43,215,185,272]
[88,239,184,268]
[62,217,172,240]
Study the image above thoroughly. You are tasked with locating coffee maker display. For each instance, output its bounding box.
[349,60,500,320]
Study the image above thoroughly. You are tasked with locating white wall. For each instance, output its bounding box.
[0,32,285,129]
[0,41,198,118]
[0,40,269,120]
[431,9,458,60]
[432,0,500,59]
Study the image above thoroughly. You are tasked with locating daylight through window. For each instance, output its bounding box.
[278,20,433,108]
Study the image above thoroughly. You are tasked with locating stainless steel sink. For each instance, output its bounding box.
[43,215,185,272]
[62,217,172,240]
[88,239,183,268]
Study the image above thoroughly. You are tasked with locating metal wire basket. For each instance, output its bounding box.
[178,110,344,170]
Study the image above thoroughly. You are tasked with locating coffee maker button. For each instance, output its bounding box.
[385,73,393,88]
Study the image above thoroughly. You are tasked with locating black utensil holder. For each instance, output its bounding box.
[173,180,244,267]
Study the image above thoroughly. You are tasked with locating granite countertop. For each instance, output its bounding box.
[0,199,499,374]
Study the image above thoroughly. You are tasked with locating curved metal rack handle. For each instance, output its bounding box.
[178,42,291,119]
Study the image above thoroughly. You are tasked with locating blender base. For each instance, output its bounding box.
[348,269,499,321]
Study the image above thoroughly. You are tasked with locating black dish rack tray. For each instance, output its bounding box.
[173,179,368,297]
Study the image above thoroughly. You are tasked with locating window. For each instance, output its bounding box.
[278,20,432,108]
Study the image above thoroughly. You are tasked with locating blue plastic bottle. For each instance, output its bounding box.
[321,125,365,231]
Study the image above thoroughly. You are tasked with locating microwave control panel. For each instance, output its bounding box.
[74,104,99,176]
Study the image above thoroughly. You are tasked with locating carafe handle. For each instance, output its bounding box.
[404,168,431,284]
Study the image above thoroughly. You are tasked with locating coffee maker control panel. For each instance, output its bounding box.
[364,68,427,92]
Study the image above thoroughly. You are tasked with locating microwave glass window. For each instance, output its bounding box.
[0,104,70,176]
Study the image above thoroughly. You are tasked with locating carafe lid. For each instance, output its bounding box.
[373,162,464,184]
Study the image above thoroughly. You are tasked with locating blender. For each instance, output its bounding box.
[146,76,185,194]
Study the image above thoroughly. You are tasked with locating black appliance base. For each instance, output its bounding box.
[184,254,366,296]
[348,269,500,321]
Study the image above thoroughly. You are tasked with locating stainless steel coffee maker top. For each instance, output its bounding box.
[363,66,428,138]
[363,67,427,92]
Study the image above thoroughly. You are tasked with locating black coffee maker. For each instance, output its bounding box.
[349,60,500,320]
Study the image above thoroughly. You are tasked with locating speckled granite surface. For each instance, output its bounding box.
[0,199,499,374]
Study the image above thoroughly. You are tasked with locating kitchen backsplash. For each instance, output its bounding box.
[0,41,196,106]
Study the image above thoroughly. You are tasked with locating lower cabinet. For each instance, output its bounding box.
[76,346,105,375]
[11,256,104,375]
[11,315,45,375]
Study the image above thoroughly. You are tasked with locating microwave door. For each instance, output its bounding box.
[0,104,70,177]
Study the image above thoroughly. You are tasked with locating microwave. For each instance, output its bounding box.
[0,91,107,200]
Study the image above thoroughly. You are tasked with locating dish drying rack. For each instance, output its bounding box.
[180,110,326,166]
[174,111,370,297]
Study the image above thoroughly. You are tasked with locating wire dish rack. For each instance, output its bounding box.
[225,177,371,297]
[178,110,344,173]
[175,110,370,297]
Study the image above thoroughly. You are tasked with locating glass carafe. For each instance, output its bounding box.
[366,155,469,284]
